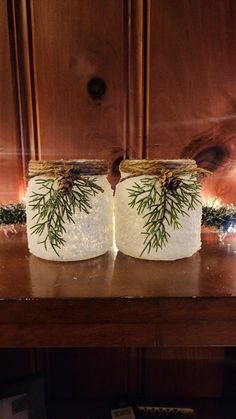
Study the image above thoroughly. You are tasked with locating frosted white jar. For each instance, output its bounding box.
[115,159,203,261]
[26,160,113,261]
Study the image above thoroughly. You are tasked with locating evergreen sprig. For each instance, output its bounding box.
[29,176,103,255]
[127,174,201,255]
[0,203,26,225]
[202,200,236,232]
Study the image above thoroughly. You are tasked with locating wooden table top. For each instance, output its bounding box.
[0,229,236,347]
[1,229,236,298]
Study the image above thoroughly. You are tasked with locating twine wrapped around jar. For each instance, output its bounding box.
[28,159,108,178]
[115,159,210,261]
[26,160,113,261]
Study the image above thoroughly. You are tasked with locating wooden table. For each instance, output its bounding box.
[0,230,236,348]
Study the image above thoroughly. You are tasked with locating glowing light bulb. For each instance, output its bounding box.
[18,187,26,203]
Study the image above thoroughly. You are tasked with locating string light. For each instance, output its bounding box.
[0,198,236,242]
[202,197,236,241]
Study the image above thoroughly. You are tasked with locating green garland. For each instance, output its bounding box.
[0,203,26,225]
[0,200,236,235]
[202,200,236,233]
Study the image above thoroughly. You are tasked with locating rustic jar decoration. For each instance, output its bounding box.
[115,159,209,261]
[26,160,113,261]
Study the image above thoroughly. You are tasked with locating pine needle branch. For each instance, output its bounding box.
[127,174,201,255]
[29,176,103,255]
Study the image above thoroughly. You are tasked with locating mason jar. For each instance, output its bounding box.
[26,160,113,261]
[115,159,204,261]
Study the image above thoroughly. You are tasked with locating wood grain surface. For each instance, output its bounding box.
[0,232,236,347]
[146,0,236,203]
[1,230,235,299]
[1,0,145,193]
[143,347,224,398]
[30,0,127,175]
[0,0,24,202]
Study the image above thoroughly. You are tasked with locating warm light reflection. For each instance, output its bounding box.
[203,196,236,241]
[227,225,236,234]
[202,196,222,207]
[219,224,236,242]
[18,187,26,203]
[201,165,236,204]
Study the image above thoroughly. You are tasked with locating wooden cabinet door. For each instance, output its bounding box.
[146,0,236,203]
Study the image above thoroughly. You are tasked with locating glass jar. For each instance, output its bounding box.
[26,160,113,261]
[115,159,204,261]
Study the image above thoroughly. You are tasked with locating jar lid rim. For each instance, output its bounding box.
[120,159,197,173]
[28,159,108,177]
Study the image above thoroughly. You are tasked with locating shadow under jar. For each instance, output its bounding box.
[26,160,113,261]
[114,159,204,261]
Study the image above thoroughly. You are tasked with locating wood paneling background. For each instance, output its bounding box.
[0,0,23,202]
[1,0,236,403]
[146,0,236,203]
[30,0,129,184]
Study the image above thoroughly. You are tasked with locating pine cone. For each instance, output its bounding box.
[165,176,181,191]
[58,175,74,194]
[159,170,181,191]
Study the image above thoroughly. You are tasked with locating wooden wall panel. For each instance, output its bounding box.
[126,0,146,159]
[29,0,127,178]
[0,0,23,202]
[146,0,236,203]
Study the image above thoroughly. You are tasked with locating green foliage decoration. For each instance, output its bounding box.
[0,203,26,225]
[127,171,202,255]
[28,175,103,255]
